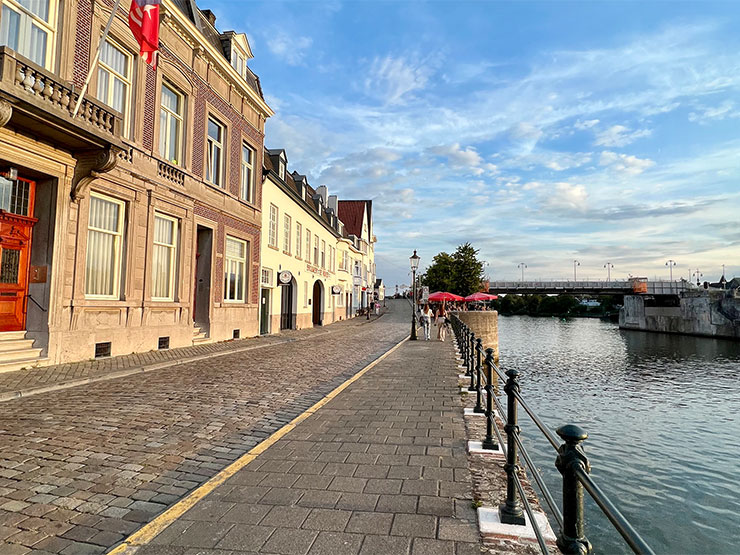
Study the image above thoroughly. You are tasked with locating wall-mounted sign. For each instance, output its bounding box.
[353,276,362,286]
[306,262,330,278]
[331,285,342,295]
[278,270,293,285]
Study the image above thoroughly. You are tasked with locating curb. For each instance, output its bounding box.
[108,333,410,554]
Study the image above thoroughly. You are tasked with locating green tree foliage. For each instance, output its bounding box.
[492,294,608,317]
[421,243,484,296]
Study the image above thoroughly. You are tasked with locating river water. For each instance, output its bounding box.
[496,315,740,554]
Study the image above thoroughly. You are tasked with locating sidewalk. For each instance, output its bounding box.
[118,337,481,555]
[0,311,385,402]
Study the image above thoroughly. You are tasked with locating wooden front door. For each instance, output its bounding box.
[260,288,270,334]
[280,282,293,330]
[0,176,37,332]
[312,281,322,326]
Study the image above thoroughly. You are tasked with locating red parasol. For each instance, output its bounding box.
[464,292,498,302]
[428,291,465,302]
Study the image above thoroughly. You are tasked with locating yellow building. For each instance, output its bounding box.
[259,149,356,333]
[337,200,376,313]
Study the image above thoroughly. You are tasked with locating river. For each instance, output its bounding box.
[497,315,740,554]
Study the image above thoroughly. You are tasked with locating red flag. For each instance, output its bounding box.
[128,0,160,67]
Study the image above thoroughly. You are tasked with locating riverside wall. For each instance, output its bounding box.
[456,311,500,362]
[620,292,740,340]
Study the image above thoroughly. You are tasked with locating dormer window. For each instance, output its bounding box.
[231,49,246,79]
[278,160,285,180]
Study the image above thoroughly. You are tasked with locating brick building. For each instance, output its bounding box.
[0,0,273,368]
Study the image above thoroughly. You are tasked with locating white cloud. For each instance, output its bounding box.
[365,55,433,105]
[688,100,740,124]
[599,151,655,175]
[594,125,652,147]
[265,31,313,66]
[541,183,589,213]
[428,143,481,167]
[575,119,599,130]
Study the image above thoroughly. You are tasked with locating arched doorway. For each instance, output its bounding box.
[312,281,323,326]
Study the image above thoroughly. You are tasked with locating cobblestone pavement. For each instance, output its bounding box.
[0,301,410,554]
[136,330,481,555]
[0,312,384,400]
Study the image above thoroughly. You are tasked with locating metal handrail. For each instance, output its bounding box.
[449,313,654,555]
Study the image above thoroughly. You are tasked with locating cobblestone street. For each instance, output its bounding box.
[0,301,410,554]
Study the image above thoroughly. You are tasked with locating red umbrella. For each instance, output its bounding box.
[428,291,464,302]
[464,292,498,302]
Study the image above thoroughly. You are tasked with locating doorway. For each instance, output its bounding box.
[260,288,270,334]
[0,176,38,332]
[312,281,323,326]
[194,226,212,327]
[280,280,293,330]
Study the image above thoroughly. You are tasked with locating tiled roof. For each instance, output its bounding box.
[337,201,368,237]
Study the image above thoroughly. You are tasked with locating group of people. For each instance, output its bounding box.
[417,303,450,341]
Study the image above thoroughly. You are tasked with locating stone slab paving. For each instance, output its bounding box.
[135,333,482,554]
[0,301,408,554]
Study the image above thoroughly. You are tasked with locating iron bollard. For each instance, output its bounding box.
[474,338,484,413]
[468,332,477,391]
[500,368,525,525]
[482,348,499,450]
[555,425,592,555]
[464,327,471,376]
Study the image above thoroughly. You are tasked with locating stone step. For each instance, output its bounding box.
[0,338,36,352]
[0,347,43,363]
[0,331,28,341]
[0,356,49,375]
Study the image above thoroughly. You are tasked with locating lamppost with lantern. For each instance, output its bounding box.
[573,259,580,281]
[665,259,676,281]
[410,250,420,340]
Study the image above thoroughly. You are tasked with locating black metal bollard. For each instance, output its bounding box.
[463,327,471,376]
[482,348,499,450]
[468,332,477,391]
[474,338,484,413]
[555,425,593,555]
[499,368,525,525]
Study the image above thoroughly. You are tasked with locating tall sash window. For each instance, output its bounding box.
[224,236,247,302]
[0,0,57,68]
[97,38,132,136]
[159,83,183,164]
[85,193,125,298]
[152,214,178,300]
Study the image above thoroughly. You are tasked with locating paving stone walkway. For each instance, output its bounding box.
[0,302,408,554]
[134,333,481,555]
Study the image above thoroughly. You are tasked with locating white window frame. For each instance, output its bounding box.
[283,214,291,254]
[224,236,248,302]
[0,0,57,69]
[97,36,133,136]
[295,223,302,259]
[278,160,285,181]
[159,82,184,165]
[261,267,273,287]
[313,235,319,266]
[151,212,178,301]
[268,204,278,248]
[85,192,126,300]
[305,230,311,262]
[206,116,225,187]
[321,240,326,269]
[240,142,254,202]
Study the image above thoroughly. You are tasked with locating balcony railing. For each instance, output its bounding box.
[157,160,185,186]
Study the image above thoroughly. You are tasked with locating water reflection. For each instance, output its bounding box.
[497,316,740,554]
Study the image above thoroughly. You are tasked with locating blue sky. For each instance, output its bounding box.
[205,0,740,288]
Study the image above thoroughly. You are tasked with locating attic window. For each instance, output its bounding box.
[278,160,285,180]
[232,49,247,79]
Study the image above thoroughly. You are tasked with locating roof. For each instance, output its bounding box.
[337,201,369,238]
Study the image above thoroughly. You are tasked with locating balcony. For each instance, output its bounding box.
[0,47,123,151]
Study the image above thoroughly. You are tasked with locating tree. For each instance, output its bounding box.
[421,243,484,296]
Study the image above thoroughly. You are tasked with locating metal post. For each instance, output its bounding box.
[468,332,476,391]
[463,327,470,375]
[410,269,418,340]
[482,348,498,450]
[474,338,484,413]
[555,425,592,555]
[500,368,525,525]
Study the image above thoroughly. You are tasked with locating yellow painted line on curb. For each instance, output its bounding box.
[108,335,409,555]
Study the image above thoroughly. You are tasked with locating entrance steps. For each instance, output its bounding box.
[192,324,210,345]
[0,331,47,374]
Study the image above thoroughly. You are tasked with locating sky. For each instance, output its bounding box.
[203,0,740,288]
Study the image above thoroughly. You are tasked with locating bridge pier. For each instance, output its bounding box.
[455,310,499,363]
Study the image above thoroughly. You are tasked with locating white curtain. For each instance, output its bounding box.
[85,196,120,297]
[0,7,20,52]
[152,216,175,299]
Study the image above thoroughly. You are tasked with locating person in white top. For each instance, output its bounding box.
[420,303,433,340]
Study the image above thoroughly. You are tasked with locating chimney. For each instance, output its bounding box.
[202,9,217,26]
[328,195,338,213]
[316,185,328,207]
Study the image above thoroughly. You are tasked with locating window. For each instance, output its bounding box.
[283,214,291,253]
[261,267,273,286]
[340,251,348,271]
[313,235,319,266]
[0,0,56,68]
[85,193,125,298]
[295,223,302,259]
[268,204,278,248]
[240,143,254,202]
[224,236,247,302]
[97,38,132,134]
[206,116,225,186]
[305,230,311,263]
[278,160,285,181]
[232,50,246,78]
[321,240,326,269]
[159,83,183,165]
[152,213,178,300]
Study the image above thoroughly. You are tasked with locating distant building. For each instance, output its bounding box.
[375,279,385,302]
[337,200,375,313]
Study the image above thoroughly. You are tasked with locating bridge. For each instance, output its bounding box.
[488,279,694,296]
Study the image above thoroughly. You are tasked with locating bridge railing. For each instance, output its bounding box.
[449,314,655,555]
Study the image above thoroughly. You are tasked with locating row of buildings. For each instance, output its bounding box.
[0,0,377,371]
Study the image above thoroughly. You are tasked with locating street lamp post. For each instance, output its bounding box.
[604,262,614,282]
[410,250,420,341]
[693,269,703,286]
[665,259,676,281]
[573,260,580,281]
[518,263,527,281]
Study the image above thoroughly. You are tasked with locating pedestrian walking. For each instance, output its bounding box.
[420,303,433,340]
[435,304,448,341]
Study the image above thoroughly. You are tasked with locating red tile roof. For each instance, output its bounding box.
[338,200,368,237]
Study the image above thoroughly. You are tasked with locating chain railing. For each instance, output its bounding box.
[449,314,655,555]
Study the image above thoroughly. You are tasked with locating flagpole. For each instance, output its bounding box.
[72,0,124,119]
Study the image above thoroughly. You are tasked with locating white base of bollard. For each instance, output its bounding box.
[464,407,499,419]
[467,440,504,456]
[478,506,557,543]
